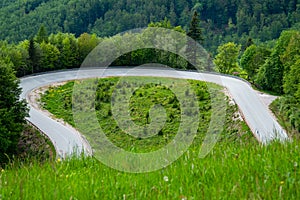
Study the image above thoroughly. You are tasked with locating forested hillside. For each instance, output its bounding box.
[1,0,300,51]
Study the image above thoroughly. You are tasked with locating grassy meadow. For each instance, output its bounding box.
[1,141,300,199]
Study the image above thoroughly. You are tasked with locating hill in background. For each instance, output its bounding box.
[1,0,300,52]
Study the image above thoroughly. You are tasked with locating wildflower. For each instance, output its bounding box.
[1,169,4,173]
[280,181,284,185]
[179,195,187,200]
[56,158,61,163]
[163,176,169,182]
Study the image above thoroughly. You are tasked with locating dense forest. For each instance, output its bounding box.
[1,0,300,52]
[0,0,300,164]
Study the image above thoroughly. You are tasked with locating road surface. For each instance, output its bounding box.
[20,67,288,158]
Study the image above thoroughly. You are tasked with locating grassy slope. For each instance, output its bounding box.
[1,141,300,199]
[1,77,299,199]
[17,124,55,161]
[41,77,251,152]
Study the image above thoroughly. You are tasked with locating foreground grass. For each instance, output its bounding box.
[1,140,300,199]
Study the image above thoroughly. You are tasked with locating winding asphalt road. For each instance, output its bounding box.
[20,67,288,158]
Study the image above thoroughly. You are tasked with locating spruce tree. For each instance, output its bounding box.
[36,25,49,44]
[0,60,28,164]
[186,11,204,69]
[187,11,204,44]
[28,38,41,73]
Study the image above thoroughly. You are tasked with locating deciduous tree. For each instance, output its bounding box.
[241,45,271,81]
[214,42,241,74]
[40,42,60,71]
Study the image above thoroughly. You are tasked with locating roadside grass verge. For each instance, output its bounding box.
[270,97,300,138]
[17,124,56,161]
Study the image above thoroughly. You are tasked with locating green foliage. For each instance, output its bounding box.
[186,11,204,70]
[256,52,284,93]
[271,96,300,135]
[240,45,271,81]
[281,32,300,93]
[41,82,75,124]
[214,42,241,74]
[8,42,31,77]
[61,37,78,68]
[40,42,60,71]
[35,24,49,44]
[284,59,300,98]
[111,23,187,69]
[77,33,100,63]
[148,17,172,29]
[0,60,28,164]
[0,0,300,54]
[255,30,300,94]
[47,32,80,69]
[41,77,216,152]
[251,30,300,135]
[187,11,203,44]
[28,38,42,73]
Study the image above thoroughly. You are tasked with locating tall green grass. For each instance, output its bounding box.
[1,140,299,199]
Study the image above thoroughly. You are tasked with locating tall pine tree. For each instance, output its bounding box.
[187,11,204,44]
[28,38,41,73]
[0,60,28,164]
[186,11,204,70]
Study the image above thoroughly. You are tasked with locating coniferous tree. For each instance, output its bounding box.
[36,25,49,44]
[187,11,204,44]
[28,38,41,73]
[186,11,204,70]
[0,60,28,164]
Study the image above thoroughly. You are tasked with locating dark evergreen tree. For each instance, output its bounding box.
[187,11,204,44]
[0,60,28,164]
[186,11,204,70]
[35,24,48,44]
[243,38,254,51]
[28,38,41,73]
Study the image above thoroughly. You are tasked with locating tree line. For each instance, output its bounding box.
[0,14,206,78]
[213,30,300,134]
[0,0,300,53]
